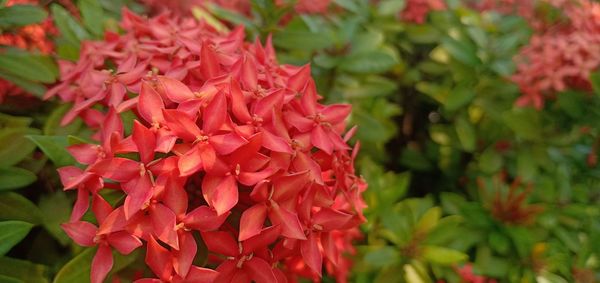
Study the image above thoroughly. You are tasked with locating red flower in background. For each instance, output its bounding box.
[0,0,57,103]
[512,0,600,109]
[50,8,366,283]
[400,0,446,24]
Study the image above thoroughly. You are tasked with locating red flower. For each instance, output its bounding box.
[52,9,366,282]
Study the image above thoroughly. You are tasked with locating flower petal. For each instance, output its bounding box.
[238,203,267,241]
[91,244,114,283]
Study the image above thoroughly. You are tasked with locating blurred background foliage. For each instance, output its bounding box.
[1,0,600,282]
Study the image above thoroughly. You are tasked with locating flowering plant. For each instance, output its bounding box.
[49,9,366,283]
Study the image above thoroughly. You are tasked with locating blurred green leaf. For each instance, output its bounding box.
[478,147,502,174]
[339,49,398,74]
[455,117,476,152]
[0,192,43,224]
[39,192,71,246]
[0,256,48,283]
[79,0,104,37]
[422,245,467,265]
[26,135,75,167]
[0,167,36,191]
[0,127,39,167]
[0,53,58,83]
[0,5,47,28]
[441,37,480,66]
[0,113,32,128]
[51,4,90,45]
[0,221,33,255]
[364,246,399,267]
[445,87,475,112]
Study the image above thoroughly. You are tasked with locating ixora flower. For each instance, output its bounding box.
[400,0,446,24]
[50,8,366,283]
[512,0,600,109]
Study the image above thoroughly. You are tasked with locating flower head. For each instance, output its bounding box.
[52,9,366,283]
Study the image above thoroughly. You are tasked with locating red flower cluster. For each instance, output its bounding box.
[455,264,497,283]
[50,9,366,283]
[400,0,446,24]
[512,0,600,109]
[0,0,56,102]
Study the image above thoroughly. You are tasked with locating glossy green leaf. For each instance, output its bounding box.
[0,167,36,191]
[0,5,47,28]
[0,221,33,256]
[0,192,43,224]
[26,135,75,167]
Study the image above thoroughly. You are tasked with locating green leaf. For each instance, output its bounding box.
[274,20,334,51]
[363,246,399,267]
[422,245,468,265]
[502,108,541,141]
[0,167,36,191]
[0,69,47,98]
[0,221,33,256]
[0,257,48,283]
[0,53,58,83]
[0,274,21,283]
[39,192,71,246]
[455,117,476,152]
[191,6,229,34]
[0,192,43,224]
[589,71,600,96]
[51,4,90,45]
[0,127,39,167]
[0,5,47,28]
[79,0,104,37]
[406,25,441,44]
[339,49,398,74]
[416,207,441,234]
[54,248,140,283]
[26,135,75,167]
[377,0,406,16]
[445,87,475,111]
[0,113,32,128]
[44,104,82,136]
[478,147,503,174]
[441,37,480,66]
